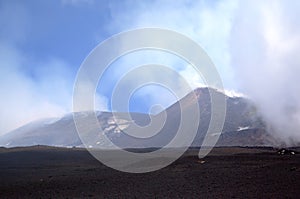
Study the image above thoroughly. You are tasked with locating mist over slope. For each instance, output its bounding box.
[230,1,300,145]
[0,87,280,148]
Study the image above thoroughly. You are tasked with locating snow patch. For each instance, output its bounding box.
[237,126,250,131]
[224,89,245,98]
[106,117,132,133]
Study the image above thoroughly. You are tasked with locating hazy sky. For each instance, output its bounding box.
[1,0,300,143]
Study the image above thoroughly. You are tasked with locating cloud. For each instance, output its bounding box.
[0,38,109,135]
[230,0,300,144]
[0,1,108,135]
[107,0,238,89]
[0,42,71,135]
[100,0,238,113]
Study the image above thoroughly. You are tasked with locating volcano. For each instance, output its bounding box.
[0,87,275,148]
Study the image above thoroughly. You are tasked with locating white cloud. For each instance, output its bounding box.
[101,0,239,113]
[0,43,69,134]
[230,0,300,144]
[107,0,238,89]
[179,65,206,89]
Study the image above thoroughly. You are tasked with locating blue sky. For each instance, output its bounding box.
[1,0,112,75]
[1,0,300,141]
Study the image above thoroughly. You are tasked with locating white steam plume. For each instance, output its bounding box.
[230,0,300,145]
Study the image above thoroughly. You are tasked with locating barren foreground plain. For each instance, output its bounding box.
[0,146,299,198]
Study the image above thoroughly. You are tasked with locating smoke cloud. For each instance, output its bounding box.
[230,0,300,144]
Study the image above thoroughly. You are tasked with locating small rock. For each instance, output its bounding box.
[290,167,297,171]
[198,160,206,164]
[277,148,297,155]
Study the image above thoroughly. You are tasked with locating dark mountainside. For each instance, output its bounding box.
[0,87,277,148]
